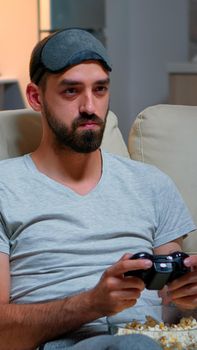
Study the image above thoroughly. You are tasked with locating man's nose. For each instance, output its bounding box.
[79,92,96,115]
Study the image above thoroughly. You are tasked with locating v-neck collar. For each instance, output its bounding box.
[23,149,108,199]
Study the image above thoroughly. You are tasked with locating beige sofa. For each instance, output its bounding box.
[0,105,196,254]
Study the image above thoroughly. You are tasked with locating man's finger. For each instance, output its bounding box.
[106,258,152,277]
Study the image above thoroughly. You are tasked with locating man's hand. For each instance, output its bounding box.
[90,253,152,316]
[0,253,152,350]
[160,255,197,309]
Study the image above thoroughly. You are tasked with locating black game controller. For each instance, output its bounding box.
[124,251,191,290]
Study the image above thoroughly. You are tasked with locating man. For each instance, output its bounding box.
[0,28,196,350]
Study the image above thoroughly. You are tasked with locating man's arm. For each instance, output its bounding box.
[0,252,151,350]
[153,237,183,255]
[0,253,10,303]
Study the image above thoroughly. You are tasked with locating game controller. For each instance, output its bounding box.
[124,251,191,290]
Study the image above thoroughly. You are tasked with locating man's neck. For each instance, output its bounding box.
[31,146,102,195]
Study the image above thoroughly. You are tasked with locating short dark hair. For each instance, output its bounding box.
[29,35,50,87]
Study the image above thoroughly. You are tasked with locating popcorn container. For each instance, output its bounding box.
[107,305,197,350]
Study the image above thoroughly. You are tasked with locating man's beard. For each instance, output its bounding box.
[42,102,108,153]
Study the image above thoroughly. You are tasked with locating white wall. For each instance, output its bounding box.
[0,1,38,105]
[105,0,189,141]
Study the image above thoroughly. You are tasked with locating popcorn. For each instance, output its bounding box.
[115,316,197,349]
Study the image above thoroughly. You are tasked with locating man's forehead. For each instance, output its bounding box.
[50,61,110,84]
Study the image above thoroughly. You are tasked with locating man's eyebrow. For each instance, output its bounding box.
[58,77,110,87]
[96,78,110,85]
[58,80,82,87]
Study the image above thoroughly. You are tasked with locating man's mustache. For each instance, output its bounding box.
[73,113,104,128]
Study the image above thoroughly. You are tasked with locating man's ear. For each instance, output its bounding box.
[26,83,42,111]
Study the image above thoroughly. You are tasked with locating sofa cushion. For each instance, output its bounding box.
[128,104,197,254]
[0,109,42,159]
[102,111,130,157]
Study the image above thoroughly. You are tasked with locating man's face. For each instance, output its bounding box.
[40,61,110,153]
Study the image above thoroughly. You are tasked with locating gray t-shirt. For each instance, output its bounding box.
[0,150,195,337]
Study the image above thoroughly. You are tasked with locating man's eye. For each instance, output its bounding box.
[95,86,108,94]
[63,88,78,96]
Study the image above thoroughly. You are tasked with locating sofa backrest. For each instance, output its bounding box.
[128,104,197,254]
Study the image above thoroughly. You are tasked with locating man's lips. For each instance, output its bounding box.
[77,121,101,129]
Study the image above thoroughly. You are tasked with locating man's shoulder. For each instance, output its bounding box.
[102,150,173,186]
[0,156,27,178]
[103,150,163,174]
[0,155,25,167]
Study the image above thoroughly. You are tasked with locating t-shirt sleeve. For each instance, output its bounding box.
[153,173,196,247]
